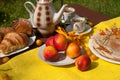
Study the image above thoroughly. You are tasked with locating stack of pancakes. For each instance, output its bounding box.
[92,28,120,61]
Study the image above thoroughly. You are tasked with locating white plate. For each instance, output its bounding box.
[89,36,120,64]
[65,24,92,35]
[0,34,36,57]
[38,44,83,66]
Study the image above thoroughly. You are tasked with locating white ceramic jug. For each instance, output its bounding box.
[24,0,67,37]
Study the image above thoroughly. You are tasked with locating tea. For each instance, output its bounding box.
[72,17,86,35]
[72,19,82,23]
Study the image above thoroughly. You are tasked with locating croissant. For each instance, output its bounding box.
[0,27,15,43]
[0,32,29,54]
[0,32,4,43]
[13,18,33,36]
[0,27,15,35]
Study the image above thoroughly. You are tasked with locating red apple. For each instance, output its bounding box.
[75,55,91,71]
[53,34,68,51]
[45,36,54,46]
[43,46,59,62]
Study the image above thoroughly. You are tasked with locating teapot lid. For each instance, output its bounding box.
[38,0,52,4]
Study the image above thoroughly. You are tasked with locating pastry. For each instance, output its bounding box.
[0,32,4,43]
[0,27,15,35]
[0,32,29,54]
[12,18,33,36]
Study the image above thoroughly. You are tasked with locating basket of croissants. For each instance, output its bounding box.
[0,18,33,55]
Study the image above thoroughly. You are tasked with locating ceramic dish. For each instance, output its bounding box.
[61,13,84,24]
[89,36,120,64]
[65,24,92,35]
[38,44,83,66]
[0,34,36,57]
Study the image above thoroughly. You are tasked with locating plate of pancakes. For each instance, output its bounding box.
[89,28,120,64]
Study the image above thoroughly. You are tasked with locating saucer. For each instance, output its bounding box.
[65,24,92,35]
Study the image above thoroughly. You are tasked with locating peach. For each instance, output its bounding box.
[66,41,80,59]
[45,36,54,46]
[53,34,68,51]
[43,46,59,62]
[75,55,91,71]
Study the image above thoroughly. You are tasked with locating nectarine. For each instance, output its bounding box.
[45,36,54,46]
[75,55,91,71]
[66,41,80,59]
[53,34,68,51]
[43,46,59,62]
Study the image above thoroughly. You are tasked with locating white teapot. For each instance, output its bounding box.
[24,0,67,37]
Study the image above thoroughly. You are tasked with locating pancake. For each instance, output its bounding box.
[92,28,120,61]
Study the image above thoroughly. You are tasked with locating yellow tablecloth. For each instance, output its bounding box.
[0,17,120,80]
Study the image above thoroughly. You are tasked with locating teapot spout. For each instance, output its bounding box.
[53,4,68,25]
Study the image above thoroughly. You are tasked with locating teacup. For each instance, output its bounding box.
[71,17,86,25]
[62,7,75,24]
[72,17,86,35]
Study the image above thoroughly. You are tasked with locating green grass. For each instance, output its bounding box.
[0,0,120,27]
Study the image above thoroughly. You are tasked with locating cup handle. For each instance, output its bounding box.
[24,1,35,18]
[73,23,78,31]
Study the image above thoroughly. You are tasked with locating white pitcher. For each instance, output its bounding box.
[24,0,67,37]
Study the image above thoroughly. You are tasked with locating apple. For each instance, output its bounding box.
[45,36,54,46]
[66,41,80,59]
[53,34,68,51]
[43,46,59,62]
[75,55,91,71]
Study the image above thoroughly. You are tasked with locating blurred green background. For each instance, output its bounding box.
[0,0,120,27]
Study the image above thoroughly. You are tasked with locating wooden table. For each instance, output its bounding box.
[69,4,110,25]
[10,4,110,58]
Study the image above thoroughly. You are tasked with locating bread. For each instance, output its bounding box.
[0,32,4,43]
[0,27,15,43]
[13,18,33,36]
[0,32,29,54]
[0,27,15,35]
[0,18,32,54]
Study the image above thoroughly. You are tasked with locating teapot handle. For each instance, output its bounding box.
[24,1,35,18]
